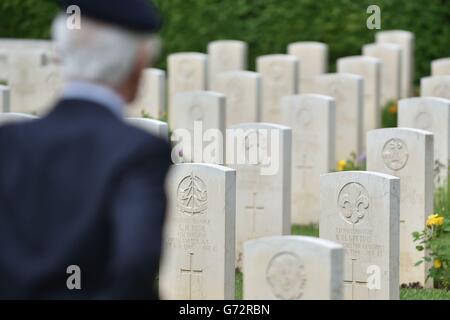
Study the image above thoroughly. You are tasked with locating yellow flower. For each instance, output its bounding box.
[434,259,442,269]
[388,103,398,114]
[435,216,445,226]
[337,160,347,171]
[426,214,445,227]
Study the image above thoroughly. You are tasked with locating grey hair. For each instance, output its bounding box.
[52,14,160,87]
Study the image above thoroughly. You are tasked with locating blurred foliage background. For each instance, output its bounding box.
[0,0,449,83]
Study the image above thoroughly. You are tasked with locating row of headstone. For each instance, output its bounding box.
[0,41,167,118]
[0,38,55,82]
[0,111,404,300]
[0,49,62,115]
[375,30,415,98]
[0,112,170,141]
[363,43,402,105]
[2,104,440,299]
[159,161,403,300]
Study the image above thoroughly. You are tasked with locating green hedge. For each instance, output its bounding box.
[1,0,449,83]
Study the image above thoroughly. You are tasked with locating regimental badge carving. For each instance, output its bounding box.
[177,172,208,216]
[382,138,409,171]
[432,82,450,99]
[382,139,409,171]
[338,182,369,224]
[414,111,432,130]
[266,252,307,300]
[189,104,204,121]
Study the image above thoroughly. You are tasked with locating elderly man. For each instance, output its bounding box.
[0,0,170,299]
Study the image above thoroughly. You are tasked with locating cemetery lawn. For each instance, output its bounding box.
[234,224,450,300]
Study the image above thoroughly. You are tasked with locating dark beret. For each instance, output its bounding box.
[58,0,162,33]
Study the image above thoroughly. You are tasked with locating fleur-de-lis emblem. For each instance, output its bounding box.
[338,183,369,224]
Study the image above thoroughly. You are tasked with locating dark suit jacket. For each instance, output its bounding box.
[0,99,172,299]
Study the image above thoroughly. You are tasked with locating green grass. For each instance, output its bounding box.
[401,288,450,300]
[235,224,450,300]
[235,271,243,300]
[291,224,319,237]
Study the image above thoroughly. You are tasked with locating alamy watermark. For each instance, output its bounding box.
[367,5,381,30]
[66,265,81,290]
[171,123,281,176]
[66,5,81,30]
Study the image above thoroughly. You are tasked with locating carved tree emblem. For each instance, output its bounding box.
[338,183,369,224]
[382,138,409,171]
[177,172,208,216]
[266,252,307,300]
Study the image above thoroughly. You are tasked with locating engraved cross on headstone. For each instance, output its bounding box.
[180,252,203,299]
[344,258,368,299]
[245,192,265,234]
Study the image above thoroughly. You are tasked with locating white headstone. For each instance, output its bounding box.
[399,97,450,186]
[432,58,450,76]
[376,30,415,98]
[313,73,363,162]
[320,171,400,300]
[281,94,335,225]
[171,91,226,164]
[0,50,8,82]
[243,236,344,300]
[421,75,450,100]
[168,53,207,118]
[0,85,10,112]
[159,163,236,300]
[287,42,328,94]
[126,118,169,141]
[0,112,37,126]
[7,50,47,114]
[128,68,166,119]
[363,43,402,105]
[0,39,55,81]
[338,56,381,136]
[35,65,63,115]
[207,40,247,87]
[211,71,261,126]
[367,128,434,288]
[257,54,298,123]
[227,123,291,269]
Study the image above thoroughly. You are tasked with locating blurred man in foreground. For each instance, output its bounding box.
[0,0,171,299]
